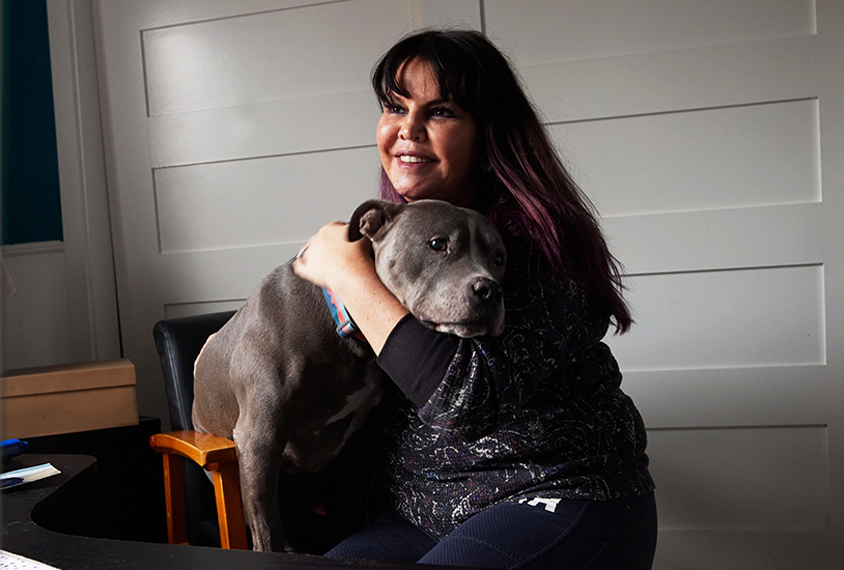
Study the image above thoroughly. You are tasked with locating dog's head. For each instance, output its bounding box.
[349,199,506,338]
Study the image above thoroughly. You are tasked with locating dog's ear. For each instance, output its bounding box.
[348,200,404,241]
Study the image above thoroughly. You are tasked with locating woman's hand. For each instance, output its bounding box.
[293,221,409,355]
[292,221,372,292]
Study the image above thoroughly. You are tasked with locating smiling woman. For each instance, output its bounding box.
[294,29,657,570]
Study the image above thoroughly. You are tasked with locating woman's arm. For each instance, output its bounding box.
[377,240,612,440]
[404,274,603,440]
[291,221,409,355]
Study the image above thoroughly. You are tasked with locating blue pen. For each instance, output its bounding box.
[1,439,29,460]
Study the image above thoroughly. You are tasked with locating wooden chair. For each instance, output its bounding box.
[149,430,247,549]
[150,311,248,549]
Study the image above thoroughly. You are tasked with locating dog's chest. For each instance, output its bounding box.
[281,365,383,472]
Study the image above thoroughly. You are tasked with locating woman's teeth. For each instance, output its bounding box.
[399,155,433,164]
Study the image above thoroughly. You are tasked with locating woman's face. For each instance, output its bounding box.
[377,58,480,207]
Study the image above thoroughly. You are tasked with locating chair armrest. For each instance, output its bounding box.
[150,430,237,468]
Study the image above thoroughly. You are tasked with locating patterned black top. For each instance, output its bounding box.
[376,237,655,540]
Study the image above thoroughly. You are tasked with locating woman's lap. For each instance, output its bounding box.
[324,509,437,563]
[325,493,657,569]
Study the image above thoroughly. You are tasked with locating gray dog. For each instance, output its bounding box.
[192,199,506,552]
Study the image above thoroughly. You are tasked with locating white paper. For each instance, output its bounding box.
[0,464,61,489]
[0,550,61,570]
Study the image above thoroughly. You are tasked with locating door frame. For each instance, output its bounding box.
[46,0,120,363]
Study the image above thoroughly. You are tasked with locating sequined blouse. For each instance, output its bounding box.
[376,237,655,540]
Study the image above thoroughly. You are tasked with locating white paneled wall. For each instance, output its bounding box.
[2,243,73,370]
[142,1,393,115]
[554,99,822,217]
[648,425,827,531]
[613,265,826,371]
[154,147,381,254]
[486,0,816,63]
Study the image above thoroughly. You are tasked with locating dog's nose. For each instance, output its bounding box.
[471,277,501,303]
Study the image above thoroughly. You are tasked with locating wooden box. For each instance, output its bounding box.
[1,359,139,439]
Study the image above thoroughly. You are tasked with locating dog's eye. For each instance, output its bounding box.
[429,238,448,252]
[494,252,505,266]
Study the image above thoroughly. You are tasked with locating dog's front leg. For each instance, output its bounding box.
[233,408,287,552]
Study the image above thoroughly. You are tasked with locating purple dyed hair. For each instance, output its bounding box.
[372,29,632,333]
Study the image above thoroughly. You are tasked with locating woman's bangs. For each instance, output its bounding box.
[373,37,475,111]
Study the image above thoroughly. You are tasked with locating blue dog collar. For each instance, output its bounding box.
[322,288,367,343]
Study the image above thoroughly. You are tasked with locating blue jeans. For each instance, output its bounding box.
[325,492,657,569]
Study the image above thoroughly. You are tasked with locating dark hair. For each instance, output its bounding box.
[372,29,632,333]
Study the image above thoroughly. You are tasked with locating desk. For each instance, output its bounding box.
[24,417,166,543]
[1,454,458,570]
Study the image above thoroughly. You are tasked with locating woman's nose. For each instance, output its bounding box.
[399,112,425,142]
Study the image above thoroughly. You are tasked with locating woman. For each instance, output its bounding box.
[293,29,657,569]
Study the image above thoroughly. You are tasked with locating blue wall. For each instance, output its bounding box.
[2,0,63,246]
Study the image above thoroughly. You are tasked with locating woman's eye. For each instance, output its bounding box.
[429,238,448,252]
[385,104,405,115]
[431,107,456,118]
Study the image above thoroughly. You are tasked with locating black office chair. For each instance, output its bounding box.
[150,311,387,553]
